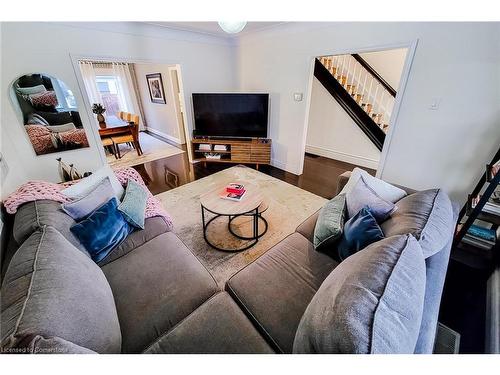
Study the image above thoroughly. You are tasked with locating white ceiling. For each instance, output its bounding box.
[146,22,286,38]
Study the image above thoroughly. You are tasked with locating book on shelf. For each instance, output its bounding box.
[213,145,228,151]
[471,195,500,215]
[467,224,496,242]
[491,160,500,179]
[462,235,494,251]
[220,189,246,202]
[226,183,245,194]
[198,144,212,151]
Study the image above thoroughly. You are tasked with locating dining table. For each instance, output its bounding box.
[98,115,142,158]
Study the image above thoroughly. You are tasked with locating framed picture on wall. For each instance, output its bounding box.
[146,73,166,104]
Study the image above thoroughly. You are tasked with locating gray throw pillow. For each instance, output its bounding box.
[346,176,396,222]
[380,189,454,258]
[1,226,122,353]
[118,179,149,229]
[313,194,346,252]
[61,177,116,220]
[293,234,426,354]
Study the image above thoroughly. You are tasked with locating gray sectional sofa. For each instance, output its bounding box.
[0,172,456,354]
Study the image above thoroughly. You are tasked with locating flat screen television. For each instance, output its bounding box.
[192,93,269,138]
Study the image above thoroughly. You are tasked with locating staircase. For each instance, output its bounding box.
[315,54,397,151]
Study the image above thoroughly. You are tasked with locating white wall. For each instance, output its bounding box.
[238,22,500,202]
[0,22,237,198]
[306,77,381,169]
[359,48,408,90]
[133,63,182,143]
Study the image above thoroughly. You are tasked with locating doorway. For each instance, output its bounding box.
[76,59,189,170]
[300,42,417,182]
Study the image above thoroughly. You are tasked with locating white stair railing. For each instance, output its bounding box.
[318,53,396,133]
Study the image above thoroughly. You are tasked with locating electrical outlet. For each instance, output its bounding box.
[293,93,303,102]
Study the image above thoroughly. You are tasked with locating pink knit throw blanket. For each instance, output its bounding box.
[3,167,173,230]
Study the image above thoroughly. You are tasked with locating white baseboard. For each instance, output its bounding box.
[270,158,291,172]
[145,127,182,145]
[305,145,380,170]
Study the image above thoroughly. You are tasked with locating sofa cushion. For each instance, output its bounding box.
[226,232,338,353]
[380,189,454,258]
[1,226,122,353]
[13,200,87,254]
[313,193,346,252]
[101,231,218,353]
[97,216,169,266]
[293,235,426,354]
[14,335,97,354]
[145,292,274,354]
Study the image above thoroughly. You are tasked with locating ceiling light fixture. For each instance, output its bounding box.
[218,22,247,34]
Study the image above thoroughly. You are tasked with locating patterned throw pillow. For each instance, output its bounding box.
[29,90,58,107]
[118,179,148,229]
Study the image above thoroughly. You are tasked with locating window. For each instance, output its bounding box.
[95,75,123,117]
[52,78,77,111]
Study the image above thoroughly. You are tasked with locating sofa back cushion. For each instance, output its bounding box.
[293,235,426,354]
[1,226,122,353]
[13,200,87,254]
[380,189,454,259]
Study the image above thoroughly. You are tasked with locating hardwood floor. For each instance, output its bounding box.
[131,150,375,199]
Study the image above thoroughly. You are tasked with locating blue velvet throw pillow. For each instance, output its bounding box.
[337,206,385,261]
[70,198,132,263]
[118,179,148,229]
[346,176,396,222]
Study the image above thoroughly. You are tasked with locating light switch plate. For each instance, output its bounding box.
[429,98,442,110]
[294,93,303,102]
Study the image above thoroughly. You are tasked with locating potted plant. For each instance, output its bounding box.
[92,103,106,128]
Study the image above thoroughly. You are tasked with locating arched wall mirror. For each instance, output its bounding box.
[11,73,90,155]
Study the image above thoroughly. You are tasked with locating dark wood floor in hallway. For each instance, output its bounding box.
[132,151,375,199]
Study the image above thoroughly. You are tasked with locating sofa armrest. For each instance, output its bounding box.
[335,172,351,196]
[295,209,321,243]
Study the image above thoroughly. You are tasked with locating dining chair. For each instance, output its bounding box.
[111,114,143,158]
[101,137,117,159]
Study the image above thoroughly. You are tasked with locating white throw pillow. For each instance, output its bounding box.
[16,84,47,95]
[61,165,124,200]
[46,123,77,133]
[340,167,407,203]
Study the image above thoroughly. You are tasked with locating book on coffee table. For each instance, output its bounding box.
[220,189,246,202]
[226,183,245,194]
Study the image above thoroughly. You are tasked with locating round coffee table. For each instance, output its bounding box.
[200,184,269,252]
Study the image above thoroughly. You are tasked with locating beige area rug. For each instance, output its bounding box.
[107,132,184,169]
[155,165,327,286]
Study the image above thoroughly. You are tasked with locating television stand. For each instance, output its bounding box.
[191,137,272,170]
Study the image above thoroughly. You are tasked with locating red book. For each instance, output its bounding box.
[226,183,245,194]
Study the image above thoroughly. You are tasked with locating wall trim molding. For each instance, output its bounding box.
[271,158,288,172]
[145,127,182,145]
[305,144,379,170]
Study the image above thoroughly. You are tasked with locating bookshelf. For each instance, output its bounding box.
[453,147,500,270]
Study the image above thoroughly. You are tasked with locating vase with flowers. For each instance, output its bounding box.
[92,103,106,129]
